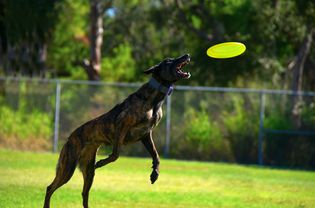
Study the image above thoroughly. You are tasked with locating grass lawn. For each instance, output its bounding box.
[0,149,314,208]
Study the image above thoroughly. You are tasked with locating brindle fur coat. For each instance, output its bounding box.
[44,54,191,208]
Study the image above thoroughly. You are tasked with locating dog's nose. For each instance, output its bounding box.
[185,54,191,61]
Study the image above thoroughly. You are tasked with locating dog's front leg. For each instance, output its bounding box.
[141,131,160,184]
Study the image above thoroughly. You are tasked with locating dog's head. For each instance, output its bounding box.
[144,54,191,84]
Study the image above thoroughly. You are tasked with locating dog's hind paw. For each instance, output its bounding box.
[150,169,159,184]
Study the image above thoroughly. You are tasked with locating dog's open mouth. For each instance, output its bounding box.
[176,57,191,79]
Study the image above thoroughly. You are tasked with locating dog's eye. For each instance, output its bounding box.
[164,58,173,62]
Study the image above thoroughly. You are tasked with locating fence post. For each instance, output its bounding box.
[164,94,172,157]
[258,92,265,165]
[53,80,61,153]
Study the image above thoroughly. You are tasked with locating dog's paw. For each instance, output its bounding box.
[150,169,159,184]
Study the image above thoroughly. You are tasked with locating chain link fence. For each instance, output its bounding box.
[1,77,315,167]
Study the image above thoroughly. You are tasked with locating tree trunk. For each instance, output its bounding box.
[38,43,47,78]
[0,37,2,70]
[290,28,313,128]
[82,0,104,81]
[0,0,4,73]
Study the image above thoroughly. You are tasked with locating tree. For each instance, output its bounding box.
[101,0,188,82]
[290,0,315,127]
[290,27,313,127]
[81,0,114,81]
[0,0,5,73]
[0,0,60,77]
[46,0,89,78]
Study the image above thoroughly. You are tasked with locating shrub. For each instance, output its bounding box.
[177,108,234,162]
[0,105,53,150]
[101,43,137,82]
[223,95,259,163]
[0,81,54,150]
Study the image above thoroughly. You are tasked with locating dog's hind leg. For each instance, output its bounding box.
[95,117,136,169]
[79,145,98,208]
[94,132,126,169]
[44,141,79,208]
[94,144,120,169]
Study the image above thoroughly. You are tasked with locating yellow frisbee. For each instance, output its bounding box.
[207,42,246,59]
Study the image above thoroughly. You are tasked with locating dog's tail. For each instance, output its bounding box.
[52,135,81,185]
[55,137,80,178]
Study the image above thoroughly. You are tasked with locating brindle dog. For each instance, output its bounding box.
[44,54,191,208]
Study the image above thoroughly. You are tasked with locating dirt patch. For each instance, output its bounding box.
[0,136,52,151]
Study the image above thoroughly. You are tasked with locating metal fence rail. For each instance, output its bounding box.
[1,77,315,166]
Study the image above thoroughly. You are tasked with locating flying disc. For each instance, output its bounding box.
[207,42,246,59]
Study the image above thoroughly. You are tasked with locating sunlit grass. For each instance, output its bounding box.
[0,149,314,208]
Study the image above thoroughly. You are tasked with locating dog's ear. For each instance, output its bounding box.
[143,65,158,74]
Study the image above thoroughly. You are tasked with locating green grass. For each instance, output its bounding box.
[0,149,314,208]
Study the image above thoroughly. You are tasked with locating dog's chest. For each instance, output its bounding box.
[124,107,162,144]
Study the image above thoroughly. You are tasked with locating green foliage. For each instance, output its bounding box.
[223,95,259,163]
[0,105,52,140]
[101,43,137,82]
[179,108,234,162]
[224,96,258,134]
[249,0,315,88]
[103,0,188,81]
[2,0,313,89]
[265,114,293,130]
[0,81,53,148]
[57,84,92,140]
[302,102,315,127]
[185,109,221,147]
[47,0,89,78]
[1,0,315,90]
